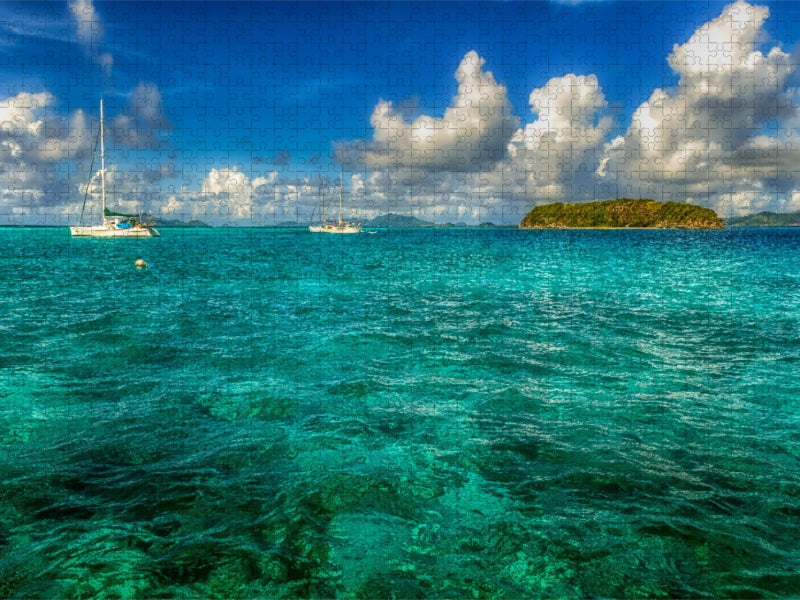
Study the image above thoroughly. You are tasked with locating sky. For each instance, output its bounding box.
[3,0,800,225]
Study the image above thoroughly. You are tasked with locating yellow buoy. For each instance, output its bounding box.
[135,259,147,268]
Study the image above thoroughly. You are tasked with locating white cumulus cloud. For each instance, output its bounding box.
[345,51,519,173]
[504,73,612,202]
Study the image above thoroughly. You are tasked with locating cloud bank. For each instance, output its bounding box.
[598,0,799,216]
[0,92,94,217]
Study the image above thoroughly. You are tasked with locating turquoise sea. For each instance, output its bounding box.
[2,226,800,598]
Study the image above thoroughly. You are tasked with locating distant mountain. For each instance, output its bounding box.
[221,221,310,228]
[153,217,211,228]
[361,215,517,228]
[364,213,435,228]
[477,222,517,228]
[726,211,800,227]
[520,199,724,229]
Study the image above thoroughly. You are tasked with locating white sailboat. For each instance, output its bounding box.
[70,100,159,238]
[309,169,361,234]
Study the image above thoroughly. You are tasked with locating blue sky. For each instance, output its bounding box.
[2,0,800,224]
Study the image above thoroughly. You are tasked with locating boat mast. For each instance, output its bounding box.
[338,165,343,226]
[100,99,106,223]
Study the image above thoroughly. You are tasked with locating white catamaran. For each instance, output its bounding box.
[71,100,159,238]
[309,170,361,234]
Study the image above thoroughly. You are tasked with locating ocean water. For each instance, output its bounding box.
[1,226,800,598]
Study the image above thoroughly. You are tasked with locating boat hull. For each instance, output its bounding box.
[70,226,160,238]
[308,224,362,234]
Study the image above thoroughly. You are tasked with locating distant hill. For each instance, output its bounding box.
[364,213,435,228]
[726,211,800,227]
[477,222,517,228]
[520,199,724,229]
[153,217,211,228]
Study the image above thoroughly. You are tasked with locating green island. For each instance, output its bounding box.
[520,198,724,229]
